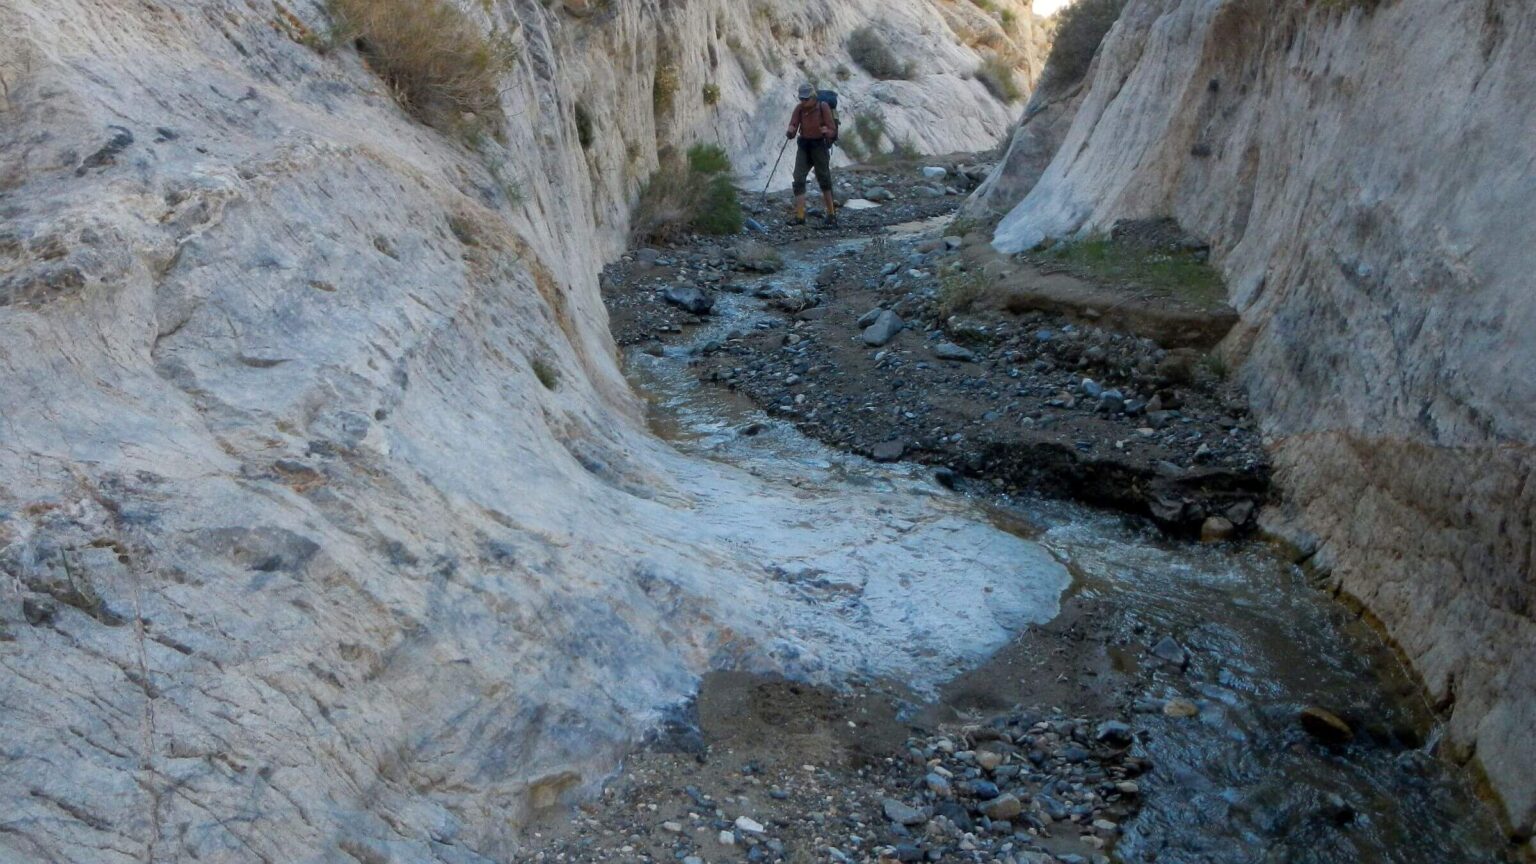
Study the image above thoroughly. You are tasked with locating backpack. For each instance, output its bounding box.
[817,90,840,143]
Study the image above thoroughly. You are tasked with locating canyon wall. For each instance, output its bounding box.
[0,0,1058,861]
[981,0,1535,845]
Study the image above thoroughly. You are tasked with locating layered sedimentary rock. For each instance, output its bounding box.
[981,0,1535,844]
[0,1,1061,860]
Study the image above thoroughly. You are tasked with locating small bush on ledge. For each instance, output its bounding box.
[848,27,915,81]
[329,0,514,137]
[975,52,1020,102]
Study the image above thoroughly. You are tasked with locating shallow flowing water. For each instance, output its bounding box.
[617,226,1514,863]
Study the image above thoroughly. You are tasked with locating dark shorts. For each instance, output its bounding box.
[792,138,832,193]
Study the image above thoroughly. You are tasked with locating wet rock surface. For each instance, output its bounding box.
[530,641,1146,864]
[601,164,1269,535]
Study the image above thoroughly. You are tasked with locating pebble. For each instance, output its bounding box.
[1152,635,1189,668]
[1201,515,1236,542]
[1163,698,1200,717]
[1299,705,1354,744]
[734,815,766,834]
[932,342,975,362]
[979,793,1022,821]
[882,798,928,826]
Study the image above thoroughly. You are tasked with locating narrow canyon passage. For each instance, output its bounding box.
[2,0,1529,861]
[532,169,1516,862]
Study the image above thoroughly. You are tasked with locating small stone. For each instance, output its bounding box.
[734,815,766,834]
[857,307,884,328]
[1116,781,1140,796]
[963,779,1000,800]
[1299,706,1354,744]
[865,186,895,202]
[1094,720,1133,747]
[662,821,683,833]
[1152,635,1188,668]
[978,793,1022,821]
[1163,699,1199,718]
[1200,516,1236,542]
[920,166,948,179]
[942,235,963,250]
[22,595,57,626]
[718,829,736,846]
[932,342,975,362]
[1080,378,1103,399]
[662,284,713,315]
[861,310,904,347]
[974,750,1003,771]
[924,772,952,797]
[882,798,928,826]
[870,439,906,463]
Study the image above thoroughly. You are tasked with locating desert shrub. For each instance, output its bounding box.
[729,39,766,92]
[702,82,721,105]
[632,144,743,242]
[937,271,986,319]
[838,133,866,161]
[653,62,679,115]
[328,0,515,136]
[853,109,887,154]
[531,357,560,390]
[890,136,921,161]
[685,143,731,174]
[847,27,915,80]
[974,52,1020,101]
[1041,0,1127,91]
[1000,8,1017,29]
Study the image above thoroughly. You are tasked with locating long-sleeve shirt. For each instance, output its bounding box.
[787,101,834,141]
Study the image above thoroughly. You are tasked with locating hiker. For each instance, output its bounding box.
[785,84,837,226]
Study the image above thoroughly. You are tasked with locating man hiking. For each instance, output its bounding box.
[785,84,837,226]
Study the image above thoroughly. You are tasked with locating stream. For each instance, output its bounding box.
[616,222,1514,863]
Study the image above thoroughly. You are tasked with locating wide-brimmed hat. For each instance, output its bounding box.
[797,84,815,99]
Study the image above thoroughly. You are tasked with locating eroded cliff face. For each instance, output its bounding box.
[979,0,1535,844]
[0,1,1057,861]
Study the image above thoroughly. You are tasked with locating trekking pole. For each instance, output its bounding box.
[761,138,790,202]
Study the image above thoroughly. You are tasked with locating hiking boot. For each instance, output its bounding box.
[789,214,807,226]
[823,211,839,227]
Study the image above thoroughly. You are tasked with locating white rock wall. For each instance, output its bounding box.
[981,0,1536,843]
[0,0,1062,861]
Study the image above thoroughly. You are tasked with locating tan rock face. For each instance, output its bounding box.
[0,0,1061,861]
[978,0,1536,842]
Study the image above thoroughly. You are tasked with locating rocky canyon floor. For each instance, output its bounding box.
[519,160,1519,864]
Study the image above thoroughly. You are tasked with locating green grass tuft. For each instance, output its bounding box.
[1036,236,1226,308]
